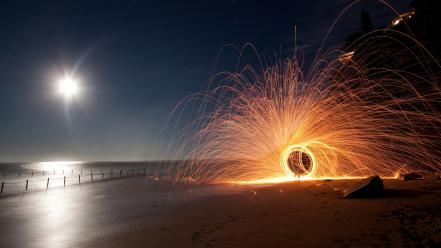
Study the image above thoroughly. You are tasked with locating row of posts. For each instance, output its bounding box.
[2,168,148,178]
[1,168,149,196]
[3,169,82,178]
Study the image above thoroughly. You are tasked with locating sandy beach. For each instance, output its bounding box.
[2,1,441,247]
[1,176,440,248]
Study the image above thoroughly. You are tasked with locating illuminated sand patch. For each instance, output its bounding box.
[231,175,398,185]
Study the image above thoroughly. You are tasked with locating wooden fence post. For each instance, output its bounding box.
[46,178,50,189]
[1,182,4,195]
[79,175,81,184]
[26,180,29,191]
[64,176,66,187]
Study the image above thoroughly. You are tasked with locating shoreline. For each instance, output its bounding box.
[0,176,440,247]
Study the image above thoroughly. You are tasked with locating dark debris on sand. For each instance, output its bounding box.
[398,172,424,181]
[342,175,384,198]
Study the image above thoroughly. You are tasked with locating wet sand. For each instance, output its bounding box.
[0,176,440,247]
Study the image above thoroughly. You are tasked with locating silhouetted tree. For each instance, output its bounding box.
[360,11,374,33]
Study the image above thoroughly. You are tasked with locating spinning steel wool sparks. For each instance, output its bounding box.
[281,145,315,178]
[162,22,441,185]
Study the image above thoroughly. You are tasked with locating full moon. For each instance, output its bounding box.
[58,76,78,98]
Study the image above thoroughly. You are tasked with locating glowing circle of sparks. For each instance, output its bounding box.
[280,145,317,179]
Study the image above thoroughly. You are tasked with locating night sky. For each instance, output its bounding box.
[0,0,408,162]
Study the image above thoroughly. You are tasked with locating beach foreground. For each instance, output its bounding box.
[0,176,440,247]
